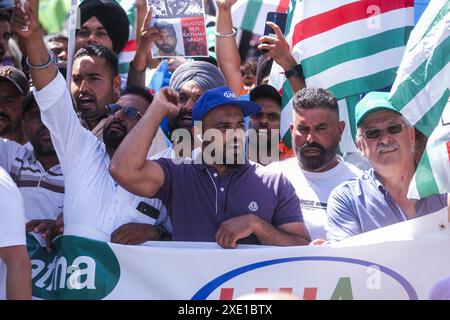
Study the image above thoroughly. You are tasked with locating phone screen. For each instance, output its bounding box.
[263,12,288,37]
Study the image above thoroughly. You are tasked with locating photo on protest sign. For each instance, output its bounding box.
[151,19,186,58]
[148,0,208,58]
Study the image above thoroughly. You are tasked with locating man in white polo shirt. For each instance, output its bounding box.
[0,166,31,300]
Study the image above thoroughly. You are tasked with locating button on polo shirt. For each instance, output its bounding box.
[154,158,303,243]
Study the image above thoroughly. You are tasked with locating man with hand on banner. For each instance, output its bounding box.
[109,85,311,248]
[326,92,447,242]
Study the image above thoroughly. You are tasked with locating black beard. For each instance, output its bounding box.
[295,141,338,171]
[103,122,127,150]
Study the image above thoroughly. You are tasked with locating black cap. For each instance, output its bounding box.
[250,84,281,106]
[0,66,29,95]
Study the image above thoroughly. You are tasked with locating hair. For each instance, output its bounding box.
[73,45,118,78]
[240,61,257,76]
[44,33,68,44]
[120,85,153,105]
[293,88,339,114]
[155,21,176,37]
[255,56,273,86]
[0,11,11,23]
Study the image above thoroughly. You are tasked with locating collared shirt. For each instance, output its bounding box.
[326,168,447,242]
[34,72,170,241]
[0,139,64,221]
[154,157,303,243]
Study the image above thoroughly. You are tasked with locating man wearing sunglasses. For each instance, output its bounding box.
[326,92,447,242]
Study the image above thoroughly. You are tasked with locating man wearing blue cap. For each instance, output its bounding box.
[326,92,447,242]
[110,86,311,248]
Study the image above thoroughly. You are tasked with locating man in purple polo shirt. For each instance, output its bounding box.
[326,92,447,242]
[110,86,311,248]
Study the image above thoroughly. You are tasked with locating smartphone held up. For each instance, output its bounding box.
[260,11,287,54]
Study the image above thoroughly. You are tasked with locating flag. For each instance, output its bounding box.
[231,0,291,35]
[39,0,71,34]
[408,101,450,199]
[388,0,450,199]
[269,0,414,151]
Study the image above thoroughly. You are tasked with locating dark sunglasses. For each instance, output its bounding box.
[363,123,406,140]
[105,104,142,120]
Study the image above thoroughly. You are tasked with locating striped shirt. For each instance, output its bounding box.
[0,139,64,221]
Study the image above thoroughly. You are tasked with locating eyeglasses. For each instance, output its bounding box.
[363,123,406,140]
[105,104,142,120]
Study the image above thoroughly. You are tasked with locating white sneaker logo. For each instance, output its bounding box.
[248,201,259,212]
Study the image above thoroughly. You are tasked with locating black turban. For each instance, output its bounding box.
[79,0,129,54]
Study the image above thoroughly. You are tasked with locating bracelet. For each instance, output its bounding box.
[26,51,56,70]
[214,28,236,38]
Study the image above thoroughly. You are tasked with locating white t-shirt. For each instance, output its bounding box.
[0,166,26,300]
[269,157,362,240]
[34,72,170,241]
[0,139,64,221]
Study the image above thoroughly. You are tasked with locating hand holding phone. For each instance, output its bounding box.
[260,12,287,54]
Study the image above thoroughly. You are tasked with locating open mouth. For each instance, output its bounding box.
[78,96,96,110]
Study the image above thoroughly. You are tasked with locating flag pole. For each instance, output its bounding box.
[66,0,79,91]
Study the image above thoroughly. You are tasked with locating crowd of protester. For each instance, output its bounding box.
[0,0,447,300]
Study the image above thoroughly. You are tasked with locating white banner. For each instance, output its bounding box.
[29,208,450,300]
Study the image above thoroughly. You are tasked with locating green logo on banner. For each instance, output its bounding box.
[28,234,121,300]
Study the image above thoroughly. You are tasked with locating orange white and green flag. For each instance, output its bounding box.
[270,0,414,152]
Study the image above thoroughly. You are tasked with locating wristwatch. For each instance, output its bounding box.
[284,64,304,79]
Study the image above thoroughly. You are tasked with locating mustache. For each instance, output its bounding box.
[299,142,326,154]
[0,112,11,122]
[376,142,398,153]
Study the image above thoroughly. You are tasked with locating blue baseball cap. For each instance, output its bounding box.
[192,86,261,124]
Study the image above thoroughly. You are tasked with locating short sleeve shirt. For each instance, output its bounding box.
[154,158,303,242]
